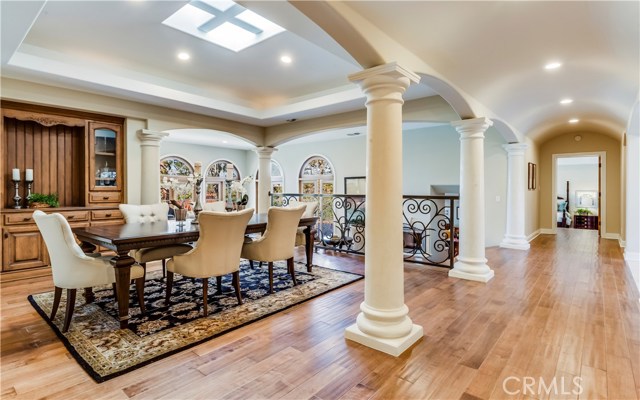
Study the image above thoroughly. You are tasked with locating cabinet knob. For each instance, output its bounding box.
[68,215,74,219]
[23,217,31,222]
[4,233,8,239]
[105,213,112,217]
[103,196,109,200]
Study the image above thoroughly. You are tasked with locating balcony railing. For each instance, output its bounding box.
[271,193,459,269]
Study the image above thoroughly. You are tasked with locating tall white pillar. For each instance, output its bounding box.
[137,129,168,205]
[345,62,423,356]
[256,146,276,213]
[450,118,494,282]
[624,124,640,292]
[500,143,530,250]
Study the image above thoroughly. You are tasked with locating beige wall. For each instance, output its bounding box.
[539,132,621,236]
[525,137,540,238]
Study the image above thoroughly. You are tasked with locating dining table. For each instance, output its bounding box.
[73,214,318,329]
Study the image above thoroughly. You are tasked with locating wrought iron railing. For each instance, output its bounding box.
[272,193,459,268]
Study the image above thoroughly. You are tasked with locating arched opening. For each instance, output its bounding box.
[204,160,241,203]
[159,156,194,209]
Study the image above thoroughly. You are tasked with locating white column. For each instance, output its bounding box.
[500,143,530,250]
[344,62,423,357]
[625,131,640,291]
[256,146,276,213]
[450,118,495,282]
[137,129,168,205]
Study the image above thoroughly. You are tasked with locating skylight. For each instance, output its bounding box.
[163,0,285,52]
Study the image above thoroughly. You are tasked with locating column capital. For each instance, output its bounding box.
[255,146,277,158]
[349,62,420,105]
[503,142,528,155]
[137,129,168,146]
[451,117,494,136]
[349,62,420,85]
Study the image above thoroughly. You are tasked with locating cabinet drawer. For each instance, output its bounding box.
[91,209,123,220]
[4,213,38,225]
[60,210,90,222]
[89,192,120,203]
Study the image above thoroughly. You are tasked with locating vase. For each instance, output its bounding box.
[175,208,188,221]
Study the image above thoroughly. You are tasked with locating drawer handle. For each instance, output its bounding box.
[23,217,31,222]
[105,213,112,217]
[103,196,109,200]
[67,216,74,219]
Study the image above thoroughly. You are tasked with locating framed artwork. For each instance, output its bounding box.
[344,176,366,195]
[576,190,598,208]
[527,163,536,190]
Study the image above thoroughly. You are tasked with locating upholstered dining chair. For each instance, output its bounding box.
[33,210,146,332]
[241,205,306,293]
[119,203,192,277]
[165,208,254,316]
[288,200,318,249]
[202,201,227,212]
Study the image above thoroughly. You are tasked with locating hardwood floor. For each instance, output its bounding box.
[1,229,638,399]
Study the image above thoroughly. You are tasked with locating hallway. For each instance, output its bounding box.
[1,230,638,399]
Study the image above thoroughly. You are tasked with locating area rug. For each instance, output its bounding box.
[28,261,362,382]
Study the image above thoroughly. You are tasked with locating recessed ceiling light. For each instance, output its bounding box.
[177,52,190,61]
[560,98,573,105]
[544,61,562,70]
[222,140,228,144]
[569,118,579,123]
[280,55,292,64]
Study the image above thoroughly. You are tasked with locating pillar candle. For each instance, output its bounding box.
[226,163,234,179]
[12,168,20,181]
[26,169,33,181]
[194,161,202,176]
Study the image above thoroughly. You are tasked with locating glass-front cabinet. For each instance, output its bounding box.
[88,121,122,204]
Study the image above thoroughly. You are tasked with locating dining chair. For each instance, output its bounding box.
[33,210,146,332]
[241,205,306,293]
[165,208,254,316]
[202,201,227,212]
[119,203,192,277]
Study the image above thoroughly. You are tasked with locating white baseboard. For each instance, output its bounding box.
[527,229,541,242]
[602,232,620,241]
[623,251,640,297]
[540,228,555,235]
[619,238,626,248]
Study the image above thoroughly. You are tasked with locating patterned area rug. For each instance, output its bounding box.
[28,261,362,382]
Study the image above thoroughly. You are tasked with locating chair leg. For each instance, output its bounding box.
[62,289,77,333]
[268,262,274,294]
[248,260,254,269]
[202,278,209,317]
[50,286,62,320]
[165,271,174,306]
[232,271,242,305]
[216,276,222,292]
[135,278,146,314]
[287,257,297,286]
[162,259,166,279]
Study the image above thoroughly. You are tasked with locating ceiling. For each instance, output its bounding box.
[1,1,638,146]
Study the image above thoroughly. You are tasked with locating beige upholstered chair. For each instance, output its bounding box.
[33,210,146,332]
[119,203,192,277]
[202,201,227,212]
[165,208,254,316]
[241,205,306,293]
[289,200,318,247]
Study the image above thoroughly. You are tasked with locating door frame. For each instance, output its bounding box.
[551,151,606,235]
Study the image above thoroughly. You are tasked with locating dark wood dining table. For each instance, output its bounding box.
[73,214,318,329]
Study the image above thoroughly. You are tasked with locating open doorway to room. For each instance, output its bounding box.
[553,153,603,235]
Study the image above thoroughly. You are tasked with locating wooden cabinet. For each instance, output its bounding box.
[573,215,598,230]
[88,121,122,201]
[2,225,49,272]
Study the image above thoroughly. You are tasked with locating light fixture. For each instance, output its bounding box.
[222,140,228,144]
[560,98,573,105]
[280,55,292,64]
[544,61,562,70]
[177,52,190,61]
[569,118,579,123]
[574,135,582,142]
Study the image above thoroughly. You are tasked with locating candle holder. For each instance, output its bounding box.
[191,175,204,224]
[12,180,22,209]
[225,179,234,212]
[24,179,34,207]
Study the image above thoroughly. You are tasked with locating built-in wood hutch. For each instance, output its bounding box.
[1,101,126,281]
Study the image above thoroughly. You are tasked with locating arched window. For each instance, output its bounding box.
[255,160,284,211]
[160,156,194,208]
[204,160,240,203]
[299,155,334,196]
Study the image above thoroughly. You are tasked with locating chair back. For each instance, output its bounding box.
[172,208,254,278]
[258,205,306,260]
[202,201,227,212]
[32,210,94,286]
[119,203,169,223]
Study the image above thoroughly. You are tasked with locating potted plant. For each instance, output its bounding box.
[28,193,60,208]
[575,208,592,215]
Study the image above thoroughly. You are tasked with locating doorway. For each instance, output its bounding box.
[552,153,604,236]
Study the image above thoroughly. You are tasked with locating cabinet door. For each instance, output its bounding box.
[88,121,122,193]
[2,226,49,272]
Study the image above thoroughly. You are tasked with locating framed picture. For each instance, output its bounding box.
[344,176,366,195]
[528,163,536,190]
[576,190,598,208]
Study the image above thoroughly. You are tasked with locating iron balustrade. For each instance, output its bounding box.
[271,193,459,268]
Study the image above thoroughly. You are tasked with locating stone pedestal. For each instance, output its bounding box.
[345,62,423,356]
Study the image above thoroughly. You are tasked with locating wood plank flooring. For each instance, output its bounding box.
[1,229,638,399]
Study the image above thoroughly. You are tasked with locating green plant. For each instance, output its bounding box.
[575,208,592,215]
[28,193,60,207]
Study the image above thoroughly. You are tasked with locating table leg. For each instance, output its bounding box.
[304,226,315,272]
[84,288,95,304]
[111,251,134,329]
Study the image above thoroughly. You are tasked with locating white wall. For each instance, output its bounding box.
[483,127,508,247]
[556,161,599,214]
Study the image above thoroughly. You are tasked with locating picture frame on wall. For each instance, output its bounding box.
[528,162,536,190]
[344,176,366,195]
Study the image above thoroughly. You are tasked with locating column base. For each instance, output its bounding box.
[449,258,494,282]
[500,236,530,250]
[345,323,423,357]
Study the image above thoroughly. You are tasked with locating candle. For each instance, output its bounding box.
[12,168,20,181]
[25,169,33,181]
[194,161,202,176]
[226,163,234,179]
